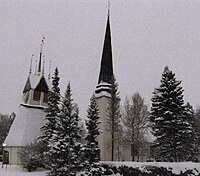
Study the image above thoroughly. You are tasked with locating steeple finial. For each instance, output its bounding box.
[37,36,45,76]
[29,54,34,75]
[107,0,111,16]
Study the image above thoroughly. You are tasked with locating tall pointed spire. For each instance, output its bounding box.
[42,55,45,75]
[98,9,113,84]
[37,36,45,76]
[29,54,34,75]
[48,60,51,80]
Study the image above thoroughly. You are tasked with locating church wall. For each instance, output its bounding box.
[121,141,152,162]
[4,146,22,165]
[96,95,112,161]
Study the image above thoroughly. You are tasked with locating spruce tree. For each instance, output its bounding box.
[84,94,102,175]
[107,75,121,161]
[40,67,61,176]
[150,66,194,162]
[50,82,82,176]
[41,67,60,143]
[185,103,198,161]
[194,108,200,161]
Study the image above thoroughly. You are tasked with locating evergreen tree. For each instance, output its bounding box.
[41,67,60,143]
[184,103,197,162]
[0,113,15,148]
[194,108,200,161]
[40,67,61,176]
[107,75,121,161]
[150,66,194,162]
[49,82,82,176]
[84,94,102,175]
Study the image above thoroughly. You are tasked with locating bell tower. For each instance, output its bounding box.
[95,9,114,161]
[4,37,50,165]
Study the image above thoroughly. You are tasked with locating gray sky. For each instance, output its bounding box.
[1,0,200,117]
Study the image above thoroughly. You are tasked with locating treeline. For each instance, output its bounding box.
[19,66,200,175]
[0,112,15,150]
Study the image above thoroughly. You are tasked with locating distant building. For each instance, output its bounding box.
[4,39,50,165]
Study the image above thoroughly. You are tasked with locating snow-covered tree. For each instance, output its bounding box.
[39,67,61,176]
[49,82,83,176]
[122,92,149,161]
[184,103,197,161]
[84,94,102,175]
[150,66,195,162]
[194,109,200,161]
[18,141,47,172]
[107,75,121,161]
[41,67,60,143]
[0,112,15,148]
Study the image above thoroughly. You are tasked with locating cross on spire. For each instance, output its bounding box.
[106,0,111,16]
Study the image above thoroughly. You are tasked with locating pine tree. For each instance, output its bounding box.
[184,103,197,162]
[194,108,200,161]
[41,67,60,143]
[150,66,194,162]
[39,67,61,176]
[84,94,102,175]
[107,75,121,161]
[49,82,82,176]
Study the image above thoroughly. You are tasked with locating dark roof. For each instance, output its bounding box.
[23,77,31,93]
[98,14,113,84]
[23,75,49,93]
[35,76,49,93]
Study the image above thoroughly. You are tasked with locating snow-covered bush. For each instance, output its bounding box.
[101,163,200,176]
[18,141,47,172]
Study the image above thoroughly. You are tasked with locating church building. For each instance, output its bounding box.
[95,10,152,162]
[4,39,50,165]
[95,10,119,161]
[4,8,151,165]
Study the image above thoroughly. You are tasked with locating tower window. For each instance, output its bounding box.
[33,91,41,101]
[43,93,48,103]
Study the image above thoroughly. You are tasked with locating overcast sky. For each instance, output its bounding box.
[1,0,200,117]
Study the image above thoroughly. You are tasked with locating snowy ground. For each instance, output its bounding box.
[1,162,200,176]
[0,163,46,176]
[103,161,200,175]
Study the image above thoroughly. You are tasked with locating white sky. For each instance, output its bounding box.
[1,0,200,117]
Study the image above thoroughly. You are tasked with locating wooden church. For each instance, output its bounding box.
[4,39,50,165]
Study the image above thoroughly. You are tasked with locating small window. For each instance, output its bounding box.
[43,93,48,103]
[33,91,41,101]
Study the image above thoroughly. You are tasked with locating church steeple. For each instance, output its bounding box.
[98,11,113,84]
[95,10,114,95]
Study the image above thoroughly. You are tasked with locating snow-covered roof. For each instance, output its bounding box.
[4,104,46,146]
[23,74,49,93]
[29,75,42,89]
[95,90,111,98]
